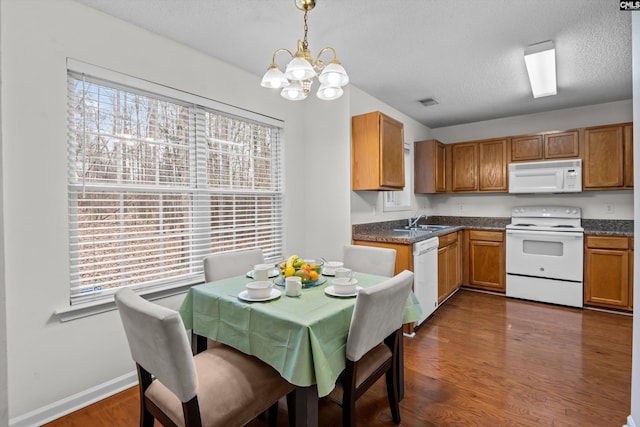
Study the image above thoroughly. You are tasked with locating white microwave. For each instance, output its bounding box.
[508,159,582,194]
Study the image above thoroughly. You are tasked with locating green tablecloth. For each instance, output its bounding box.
[179,272,422,397]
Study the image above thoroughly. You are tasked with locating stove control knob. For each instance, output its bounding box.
[572,209,578,214]
[566,209,571,214]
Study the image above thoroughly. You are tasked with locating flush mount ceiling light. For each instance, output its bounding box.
[260,0,349,101]
[524,40,557,98]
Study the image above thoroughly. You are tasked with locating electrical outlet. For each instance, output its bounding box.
[605,203,615,214]
[458,203,464,212]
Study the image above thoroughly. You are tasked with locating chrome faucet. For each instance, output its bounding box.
[407,214,427,228]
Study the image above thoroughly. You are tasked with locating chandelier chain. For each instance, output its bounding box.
[303,10,309,50]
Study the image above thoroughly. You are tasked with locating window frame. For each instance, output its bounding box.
[60,59,284,317]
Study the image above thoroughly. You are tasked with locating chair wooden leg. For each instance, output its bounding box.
[267,402,279,426]
[385,330,401,424]
[286,391,296,427]
[342,360,357,427]
[385,366,400,424]
[137,365,155,427]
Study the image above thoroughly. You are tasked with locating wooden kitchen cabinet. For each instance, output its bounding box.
[510,130,579,162]
[437,231,462,303]
[584,235,633,311]
[478,138,508,191]
[511,134,543,162]
[351,111,405,190]
[466,230,505,292]
[414,139,446,193]
[583,124,628,189]
[544,130,580,159]
[351,240,412,275]
[449,138,507,193]
[624,124,634,188]
[450,142,478,192]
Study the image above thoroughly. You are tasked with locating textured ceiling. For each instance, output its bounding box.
[71,0,632,129]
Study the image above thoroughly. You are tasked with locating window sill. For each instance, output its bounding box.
[54,282,196,322]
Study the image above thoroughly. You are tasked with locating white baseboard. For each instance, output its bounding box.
[625,414,637,427]
[9,371,137,427]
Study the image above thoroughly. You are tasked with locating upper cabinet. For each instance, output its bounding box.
[583,123,633,190]
[449,138,508,193]
[450,142,478,192]
[414,139,446,193]
[352,111,405,190]
[478,138,508,192]
[510,129,579,162]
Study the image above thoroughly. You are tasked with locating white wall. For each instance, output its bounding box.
[0,1,7,425]
[0,0,316,421]
[422,100,634,220]
[629,12,639,427]
[349,86,433,225]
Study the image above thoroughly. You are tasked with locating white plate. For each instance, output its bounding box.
[238,288,281,302]
[246,268,280,279]
[324,285,363,298]
[322,269,335,276]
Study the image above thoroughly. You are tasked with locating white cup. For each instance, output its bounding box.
[253,264,272,281]
[285,276,302,297]
[335,267,352,279]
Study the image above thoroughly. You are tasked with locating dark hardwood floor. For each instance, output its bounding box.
[44,290,632,427]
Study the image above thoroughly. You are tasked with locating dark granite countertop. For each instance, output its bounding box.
[352,216,510,245]
[582,219,634,237]
[352,216,634,244]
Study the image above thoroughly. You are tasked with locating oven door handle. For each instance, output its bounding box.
[506,229,583,239]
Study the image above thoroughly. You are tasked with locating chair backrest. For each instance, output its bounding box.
[203,248,265,282]
[343,245,396,277]
[346,270,414,362]
[115,288,197,403]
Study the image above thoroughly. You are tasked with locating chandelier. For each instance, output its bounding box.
[260,0,349,101]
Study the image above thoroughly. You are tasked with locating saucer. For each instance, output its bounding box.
[246,268,279,279]
[324,285,362,298]
[238,288,281,302]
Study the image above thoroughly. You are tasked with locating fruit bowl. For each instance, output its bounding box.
[278,255,325,287]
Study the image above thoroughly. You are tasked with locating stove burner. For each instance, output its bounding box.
[552,225,575,228]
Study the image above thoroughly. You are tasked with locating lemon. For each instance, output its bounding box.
[284,266,295,277]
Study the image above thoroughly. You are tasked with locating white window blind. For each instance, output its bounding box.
[67,67,284,305]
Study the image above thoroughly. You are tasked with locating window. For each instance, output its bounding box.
[67,61,283,305]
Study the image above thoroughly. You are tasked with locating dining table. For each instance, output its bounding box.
[179,271,422,427]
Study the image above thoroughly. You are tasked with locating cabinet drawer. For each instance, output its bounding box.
[469,230,504,242]
[438,232,458,247]
[586,235,629,250]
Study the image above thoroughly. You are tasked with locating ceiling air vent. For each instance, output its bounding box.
[419,97,439,107]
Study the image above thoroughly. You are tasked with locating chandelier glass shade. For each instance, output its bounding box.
[260,0,349,101]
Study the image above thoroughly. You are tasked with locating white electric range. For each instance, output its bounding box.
[505,206,584,308]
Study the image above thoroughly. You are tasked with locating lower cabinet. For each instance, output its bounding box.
[584,235,633,312]
[351,240,413,274]
[465,230,505,292]
[437,231,462,303]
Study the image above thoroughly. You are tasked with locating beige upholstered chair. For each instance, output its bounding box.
[115,288,295,427]
[203,248,264,282]
[328,270,414,427]
[342,244,397,277]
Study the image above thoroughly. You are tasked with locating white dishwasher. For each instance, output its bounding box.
[413,237,439,326]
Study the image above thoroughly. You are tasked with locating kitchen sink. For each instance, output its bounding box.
[392,228,434,235]
[417,224,450,231]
